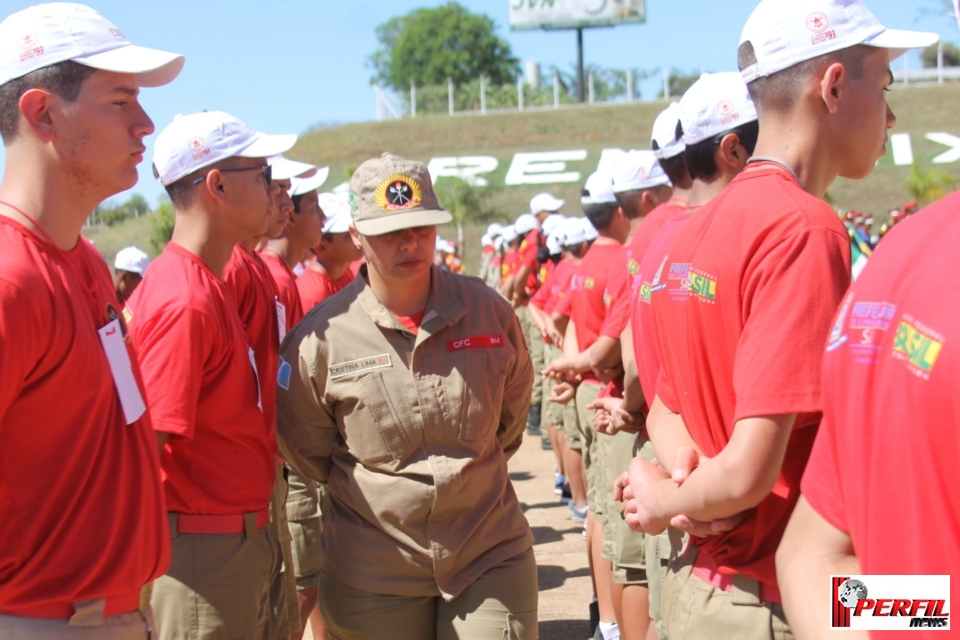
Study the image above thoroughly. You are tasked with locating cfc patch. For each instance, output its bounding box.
[375,174,422,211]
[277,357,292,390]
[447,335,505,351]
[329,354,393,380]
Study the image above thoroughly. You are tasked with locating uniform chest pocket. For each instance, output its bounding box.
[343,372,411,464]
[457,351,506,442]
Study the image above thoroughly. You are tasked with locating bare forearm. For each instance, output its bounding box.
[645,396,701,470]
[619,325,644,414]
[588,335,621,376]
[777,497,866,640]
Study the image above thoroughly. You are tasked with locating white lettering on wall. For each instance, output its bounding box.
[504,150,588,185]
[428,156,499,186]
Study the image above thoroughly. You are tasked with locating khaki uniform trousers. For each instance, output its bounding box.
[575,382,603,519]
[516,306,544,407]
[151,514,277,640]
[662,545,794,640]
[266,463,300,639]
[318,548,539,640]
[646,526,686,639]
[606,433,649,583]
[286,467,324,590]
[0,610,155,640]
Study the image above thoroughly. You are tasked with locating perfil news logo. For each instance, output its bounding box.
[832,575,951,630]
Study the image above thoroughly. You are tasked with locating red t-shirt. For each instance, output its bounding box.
[297,260,356,313]
[803,195,960,618]
[225,245,281,440]
[600,205,676,340]
[517,229,542,302]
[128,243,275,515]
[652,165,851,587]
[544,259,577,316]
[0,219,168,617]
[501,249,518,280]
[260,248,304,331]
[570,240,623,384]
[632,205,694,406]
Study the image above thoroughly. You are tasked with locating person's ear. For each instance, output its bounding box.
[820,62,845,114]
[717,133,743,170]
[199,169,229,203]
[18,89,58,141]
[348,225,363,250]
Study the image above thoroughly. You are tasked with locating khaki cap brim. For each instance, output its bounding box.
[354,209,452,236]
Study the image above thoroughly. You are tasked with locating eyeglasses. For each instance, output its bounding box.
[192,164,272,186]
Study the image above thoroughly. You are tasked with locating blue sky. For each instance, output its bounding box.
[1,0,956,205]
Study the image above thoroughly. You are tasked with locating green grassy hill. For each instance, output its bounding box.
[86,83,960,272]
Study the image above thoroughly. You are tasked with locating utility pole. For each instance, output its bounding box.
[576,27,585,103]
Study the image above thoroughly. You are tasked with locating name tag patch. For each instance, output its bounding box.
[447,335,505,351]
[328,354,392,379]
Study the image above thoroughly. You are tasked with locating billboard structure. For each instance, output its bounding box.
[509,0,646,31]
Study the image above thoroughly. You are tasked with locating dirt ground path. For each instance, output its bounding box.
[510,434,593,640]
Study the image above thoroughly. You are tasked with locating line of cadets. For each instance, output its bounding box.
[480,1,954,637]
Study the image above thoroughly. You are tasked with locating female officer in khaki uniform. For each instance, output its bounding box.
[276,153,538,640]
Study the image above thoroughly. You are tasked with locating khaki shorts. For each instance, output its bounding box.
[286,467,323,590]
[563,400,581,449]
[576,382,603,520]
[152,520,276,640]
[646,526,687,638]
[542,345,565,430]
[267,463,300,639]
[516,307,544,406]
[0,610,155,640]
[319,548,539,640]
[662,546,794,640]
[607,433,648,583]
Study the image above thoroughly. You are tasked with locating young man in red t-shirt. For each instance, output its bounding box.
[0,5,182,638]
[543,172,630,640]
[297,192,363,313]
[622,2,936,637]
[778,195,960,637]
[128,110,296,640]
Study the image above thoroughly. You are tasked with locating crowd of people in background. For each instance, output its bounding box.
[1,1,957,640]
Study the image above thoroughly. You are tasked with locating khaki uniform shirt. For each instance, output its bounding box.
[276,266,534,600]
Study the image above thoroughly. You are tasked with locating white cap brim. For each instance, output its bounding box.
[236,132,297,160]
[322,212,352,234]
[74,44,184,87]
[289,168,330,196]
[270,157,316,181]
[865,28,940,61]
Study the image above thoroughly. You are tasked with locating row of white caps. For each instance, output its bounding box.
[485,215,598,253]
[582,149,672,206]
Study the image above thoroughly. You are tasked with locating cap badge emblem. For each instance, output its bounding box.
[375,174,422,211]
[18,31,38,50]
[806,12,830,34]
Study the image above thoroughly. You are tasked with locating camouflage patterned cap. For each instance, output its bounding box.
[349,153,451,236]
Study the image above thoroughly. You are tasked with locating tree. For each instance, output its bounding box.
[433,177,505,266]
[150,201,175,253]
[922,42,960,67]
[904,160,956,207]
[369,3,519,92]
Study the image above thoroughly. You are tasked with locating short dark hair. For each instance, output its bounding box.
[738,41,869,112]
[291,193,306,214]
[683,120,760,182]
[0,61,97,143]
[582,195,620,231]
[614,190,643,220]
[657,153,689,187]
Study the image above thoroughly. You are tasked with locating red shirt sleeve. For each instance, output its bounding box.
[800,412,850,533]
[0,279,37,423]
[600,270,632,338]
[132,308,211,439]
[654,365,679,413]
[553,290,572,317]
[520,231,540,269]
[733,228,851,423]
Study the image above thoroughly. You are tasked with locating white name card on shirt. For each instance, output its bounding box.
[98,319,147,425]
[276,300,287,344]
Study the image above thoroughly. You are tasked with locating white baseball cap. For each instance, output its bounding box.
[289,168,330,197]
[559,217,586,246]
[546,230,564,256]
[501,224,519,243]
[494,236,505,251]
[515,213,538,235]
[612,150,671,193]
[481,233,493,248]
[0,3,184,87]
[740,0,938,84]
[269,156,315,181]
[581,217,599,241]
[114,246,149,275]
[651,103,685,160]
[153,111,296,186]
[487,222,505,237]
[530,193,565,215]
[679,72,758,146]
[541,213,564,238]
[581,171,617,205]
[318,192,351,233]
